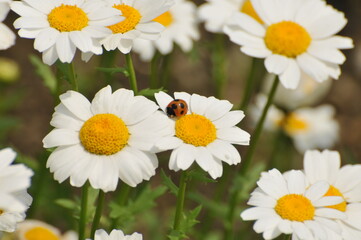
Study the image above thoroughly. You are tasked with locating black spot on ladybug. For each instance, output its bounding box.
[180,110,184,115]
[171,104,177,109]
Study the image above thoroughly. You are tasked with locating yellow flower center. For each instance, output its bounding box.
[264,21,311,58]
[175,113,217,147]
[282,113,308,134]
[153,11,173,27]
[24,227,60,240]
[240,0,263,24]
[324,185,347,212]
[0,209,3,215]
[108,4,142,34]
[48,4,89,32]
[275,194,315,221]
[79,114,129,155]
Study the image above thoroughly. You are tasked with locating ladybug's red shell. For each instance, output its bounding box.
[166,99,188,118]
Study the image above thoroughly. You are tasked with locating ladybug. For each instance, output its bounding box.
[166,99,188,118]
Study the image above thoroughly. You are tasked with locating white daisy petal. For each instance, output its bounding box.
[42,129,80,148]
[217,127,250,145]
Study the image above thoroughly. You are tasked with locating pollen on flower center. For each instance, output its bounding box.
[282,113,308,134]
[79,114,129,155]
[153,11,173,27]
[108,4,142,34]
[324,185,347,212]
[175,113,217,147]
[240,0,263,24]
[264,21,311,58]
[275,194,315,221]
[48,4,89,32]
[24,227,60,240]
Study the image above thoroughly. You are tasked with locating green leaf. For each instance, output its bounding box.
[182,205,202,230]
[55,199,77,210]
[234,162,266,201]
[188,192,227,217]
[109,185,167,227]
[137,87,165,97]
[0,116,20,140]
[0,91,24,113]
[55,61,72,85]
[29,55,57,93]
[96,67,129,77]
[168,205,202,240]
[188,168,217,183]
[161,169,178,195]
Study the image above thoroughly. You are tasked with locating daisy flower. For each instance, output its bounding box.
[154,91,250,179]
[198,0,262,33]
[249,96,339,153]
[43,86,172,192]
[303,150,361,239]
[86,229,142,240]
[241,168,346,240]
[224,0,353,89]
[0,148,33,214]
[11,0,123,65]
[16,220,77,240]
[132,0,199,61]
[0,190,32,232]
[100,0,174,54]
[0,0,16,50]
[282,105,339,153]
[263,73,333,110]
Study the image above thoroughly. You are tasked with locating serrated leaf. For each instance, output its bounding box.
[161,169,178,195]
[188,192,227,217]
[0,91,23,113]
[109,185,167,227]
[96,67,129,77]
[55,199,77,210]
[29,55,57,93]
[234,162,266,201]
[137,87,165,97]
[181,205,202,230]
[188,168,217,183]
[55,61,73,85]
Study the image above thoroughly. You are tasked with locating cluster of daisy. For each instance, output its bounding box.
[0,148,33,233]
[42,86,250,191]
[242,149,361,239]
[5,0,203,65]
[0,0,359,239]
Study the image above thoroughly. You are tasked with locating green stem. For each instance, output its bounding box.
[173,171,188,232]
[90,190,106,239]
[239,58,257,111]
[124,53,138,94]
[240,75,279,175]
[78,182,89,240]
[150,51,161,88]
[212,34,227,99]
[68,62,78,91]
[224,75,279,240]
